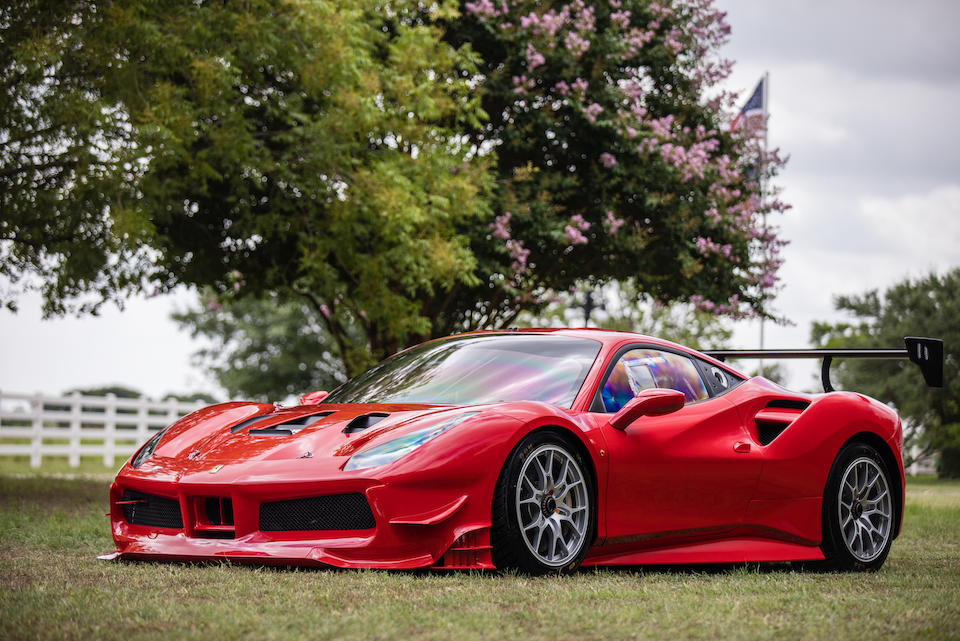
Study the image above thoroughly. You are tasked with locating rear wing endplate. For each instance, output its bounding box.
[705,336,943,393]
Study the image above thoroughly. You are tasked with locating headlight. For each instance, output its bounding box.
[343,412,477,472]
[130,427,169,469]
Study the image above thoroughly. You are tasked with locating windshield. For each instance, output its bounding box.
[323,334,602,407]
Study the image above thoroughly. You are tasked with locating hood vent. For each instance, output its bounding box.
[249,411,335,436]
[342,412,389,434]
[230,413,278,434]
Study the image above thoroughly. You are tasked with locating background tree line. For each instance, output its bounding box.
[2,0,787,375]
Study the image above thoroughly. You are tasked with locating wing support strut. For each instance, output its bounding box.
[705,336,943,393]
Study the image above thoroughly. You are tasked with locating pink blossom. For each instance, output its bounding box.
[506,239,531,273]
[490,211,513,240]
[638,138,659,153]
[648,2,672,19]
[564,225,588,245]
[583,102,603,123]
[539,10,568,38]
[572,3,596,32]
[570,77,589,99]
[554,80,570,96]
[604,210,625,234]
[525,44,546,71]
[512,75,535,95]
[664,29,683,55]
[570,214,591,231]
[624,27,655,57]
[564,31,591,57]
[319,304,331,319]
[649,115,674,138]
[599,152,617,168]
[611,10,631,29]
[464,0,498,19]
[206,300,222,311]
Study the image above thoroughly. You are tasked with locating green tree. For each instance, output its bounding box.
[426,0,789,334]
[5,0,789,378]
[1,0,490,374]
[519,279,732,350]
[173,292,342,402]
[161,392,219,405]
[62,386,143,399]
[811,269,960,478]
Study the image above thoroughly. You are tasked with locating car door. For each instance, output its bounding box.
[593,346,763,543]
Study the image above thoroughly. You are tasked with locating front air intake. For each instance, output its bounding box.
[120,489,183,529]
[259,493,376,531]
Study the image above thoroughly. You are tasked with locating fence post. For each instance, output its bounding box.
[166,398,179,431]
[30,392,43,468]
[68,391,82,467]
[103,393,117,468]
[135,398,149,451]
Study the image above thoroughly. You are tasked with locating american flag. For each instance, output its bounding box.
[730,77,765,131]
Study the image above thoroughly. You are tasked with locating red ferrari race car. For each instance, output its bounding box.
[106,329,943,573]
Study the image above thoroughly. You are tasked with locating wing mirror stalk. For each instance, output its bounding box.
[299,390,329,405]
[609,389,685,430]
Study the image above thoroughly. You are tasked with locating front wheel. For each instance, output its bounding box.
[821,442,897,571]
[491,432,595,574]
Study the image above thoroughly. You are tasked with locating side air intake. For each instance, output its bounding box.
[754,399,810,446]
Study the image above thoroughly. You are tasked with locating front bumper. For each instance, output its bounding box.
[110,463,494,569]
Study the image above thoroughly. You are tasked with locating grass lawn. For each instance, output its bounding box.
[1,473,957,641]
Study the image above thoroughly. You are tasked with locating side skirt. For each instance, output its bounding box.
[581,538,824,566]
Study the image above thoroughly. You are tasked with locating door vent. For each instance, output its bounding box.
[765,399,810,411]
[754,400,808,446]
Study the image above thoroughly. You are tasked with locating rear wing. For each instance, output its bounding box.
[705,336,944,393]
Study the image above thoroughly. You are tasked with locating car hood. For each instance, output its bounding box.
[146,402,485,469]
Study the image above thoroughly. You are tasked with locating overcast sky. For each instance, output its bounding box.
[1,0,958,399]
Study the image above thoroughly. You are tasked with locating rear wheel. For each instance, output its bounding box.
[821,442,896,571]
[491,432,595,574]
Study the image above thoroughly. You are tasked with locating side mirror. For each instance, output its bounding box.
[609,389,685,430]
[299,390,329,406]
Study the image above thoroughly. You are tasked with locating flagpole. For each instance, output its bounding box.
[759,70,769,373]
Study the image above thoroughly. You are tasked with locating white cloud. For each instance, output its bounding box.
[858,185,960,267]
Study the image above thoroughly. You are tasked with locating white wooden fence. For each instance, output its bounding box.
[0,391,206,468]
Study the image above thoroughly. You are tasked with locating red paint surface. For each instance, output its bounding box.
[110,329,905,569]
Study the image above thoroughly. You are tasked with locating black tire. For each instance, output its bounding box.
[491,431,595,574]
[821,441,898,571]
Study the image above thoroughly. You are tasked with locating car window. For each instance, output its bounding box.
[322,334,602,408]
[600,349,709,413]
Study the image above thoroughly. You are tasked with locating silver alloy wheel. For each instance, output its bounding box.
[838,456,892,562]
[515,443,589,568]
